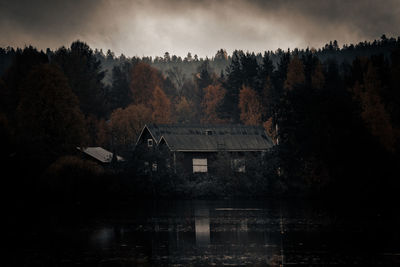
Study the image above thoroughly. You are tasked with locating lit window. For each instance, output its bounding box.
[152,163,158,171]
[147,139,153,147]
[232,158,245,173]
[193,158,207,173]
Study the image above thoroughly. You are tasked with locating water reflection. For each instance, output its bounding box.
[87,202,282,265]
[90,227,114,249]
[15,200,400,266]
[195,207,210,247]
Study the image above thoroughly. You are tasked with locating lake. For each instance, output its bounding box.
[6,199,400,266]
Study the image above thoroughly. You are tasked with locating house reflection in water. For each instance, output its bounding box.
[195,208,210,247]
[89,202,281,265]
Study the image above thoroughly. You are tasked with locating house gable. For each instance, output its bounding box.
[136,124,158,148]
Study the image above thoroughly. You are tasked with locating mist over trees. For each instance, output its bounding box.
[1,35,400,203]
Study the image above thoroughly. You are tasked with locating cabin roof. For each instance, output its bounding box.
[147,123,267,139]
[77,147,125,163]
[143,123,274,152]
[160,134,273,151]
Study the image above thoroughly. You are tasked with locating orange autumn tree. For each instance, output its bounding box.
[312,60,325,90]
[150,86,172,123]
[130,62,162,105]
[352,63,397,152]
[239,85,262,125]
[95,118,109,148]
[201,84,226,123]
[263,117,278,144]
[284,55,305,91]
[109,104,152,149]
[175,96,196,123]
[85,115,109,147]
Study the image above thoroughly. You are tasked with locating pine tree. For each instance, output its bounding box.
[17,64,88,158]
[52,41,106,117]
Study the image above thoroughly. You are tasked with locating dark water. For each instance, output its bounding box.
[6,199,400,266]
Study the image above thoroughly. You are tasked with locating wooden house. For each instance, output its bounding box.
[135,124,274,174]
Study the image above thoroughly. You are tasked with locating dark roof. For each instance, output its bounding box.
[144,123,274,152]
[147,123,267,139]
[161,134,273,151]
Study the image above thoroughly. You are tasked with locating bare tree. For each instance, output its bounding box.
[167,66,186,97]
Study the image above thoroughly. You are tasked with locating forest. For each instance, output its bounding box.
[1,35,400,208]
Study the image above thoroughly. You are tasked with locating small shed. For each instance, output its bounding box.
[77,147,125,165]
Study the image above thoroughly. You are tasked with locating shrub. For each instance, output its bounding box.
[42,156,107,206]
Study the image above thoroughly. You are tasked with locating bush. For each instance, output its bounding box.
[42,156,108,206]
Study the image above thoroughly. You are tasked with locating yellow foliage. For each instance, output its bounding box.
[85,115,109,146]
[110,104,152,147]
[263,117,278,144]
[312,61,325,90]
[201,84,226,124]
[130,62,162,105]
[352,64,398,152]
[239,86,262,125]
[175,96,196,123]
[150,86,172,123]
[284,55,305,91]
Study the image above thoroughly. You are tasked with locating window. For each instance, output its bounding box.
[193,158,208,173]
[232,158,245,173]
[152,162,158,172]
[205,130,213,135]
[147,138,153,147]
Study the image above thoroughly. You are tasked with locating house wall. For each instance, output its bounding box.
[138,141,266,175]
[174,151,264,175]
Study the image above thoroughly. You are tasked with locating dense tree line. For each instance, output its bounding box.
[1,36,400,206]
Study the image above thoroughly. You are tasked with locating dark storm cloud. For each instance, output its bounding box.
[0,0,399,57]
[248,0,400,42]
[0,0,113,49]
[0,0,97,33]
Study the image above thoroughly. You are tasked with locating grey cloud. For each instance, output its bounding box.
[0,0,399,57]
[0,0,105,49]
[250,0,400,41]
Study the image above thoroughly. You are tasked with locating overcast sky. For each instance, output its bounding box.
[0,0,399,57]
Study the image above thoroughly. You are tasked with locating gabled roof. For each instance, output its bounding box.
[77,147,125,163]
[146,123,274,152]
